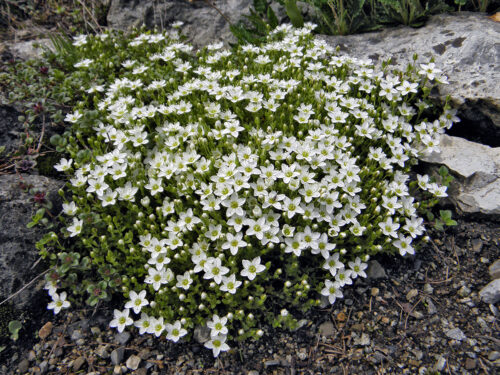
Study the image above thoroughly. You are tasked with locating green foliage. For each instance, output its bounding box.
[284,0,305,27]
[8,320,22,341]
[230,0,280,46]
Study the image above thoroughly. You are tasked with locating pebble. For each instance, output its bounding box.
[471,238,483,252]
[111,347,125,365]
[28,350,36,361]
[407,289,419,301]
[488,351,500,361]
[264,360,280,367]
[72,356,86,371]
[446,328,466,341]
[318,321,334,336]
[371,287,379,296]
[423,283,434,294]
[126,354,141,370]
[90,326,101,335]
[434,356,446,371]
[138,348,151,360]
[18,359,29,374]
[135,368,147,375]
[193,325,211,344]
[489,259,500,280]
[465,358,476,370]
[113,364,122,375]
[96,345,110,359]
[297,348,308,360]
[457,285,471,297]
[248,371,259,375]
[479,279,500,304]
[354,333,370,346]
[367,260,387,279]
[39,360,48,374]
[426,298,437,315]
[38,322,53,340]
[115,331,131,346]
[70,330,83,341]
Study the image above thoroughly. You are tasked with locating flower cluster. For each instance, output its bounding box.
[46,23,456,357]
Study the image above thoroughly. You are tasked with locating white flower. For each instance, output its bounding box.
[54,158,73,172]
[220,274,242,294]
[134,313,152,335]
[379,217,400,238]
[109,309,134,333]
[124,290,149,314]
[348,257,368,279]
[393,234,415,256]
[241,256,266,281]
[204,335,230,357]
[47,291,70,314]
[150,316,165,337]
[203,258,229,284]
[144,267,173,291]
[221,232,247,255]
[62,201,78,216]
[165,320,187,342]
[207,314,228,337]
[321,280,343,304]
[176,271,193,290]
[67,218,83,237]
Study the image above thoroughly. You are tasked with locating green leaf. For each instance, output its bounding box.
[0,145,5,155]
[267,5,279,29]
[8,320,22,341]
[284,0,304,28]
[439,210,452,221]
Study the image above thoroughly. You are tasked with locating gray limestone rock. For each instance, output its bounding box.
[318,13,500,128]
[0,174,63,308]
[107,0,252,50]
[479,279,500,304]
[419,134,500,215]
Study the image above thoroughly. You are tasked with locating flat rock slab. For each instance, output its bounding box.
[318,13,500,128]
[0,174,63,308]
[107,0,252,50]
[420,134,500,215]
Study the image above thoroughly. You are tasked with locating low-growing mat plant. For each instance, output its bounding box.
[35,22,459,357]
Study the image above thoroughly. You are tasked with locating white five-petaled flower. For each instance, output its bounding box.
[165,320,187,342]
[240,256,266,281]
[54,158,73,172]
[124,290,149,314]
[47,291,70,314]
[67,218,83,237]
[109,309,134,333]
[321,280,343,304]
[207,314,228,337]
[204,334,230,357]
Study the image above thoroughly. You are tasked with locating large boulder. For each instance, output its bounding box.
[420,134,500,215]
[318,13,500,129]
[0,174,63,308]
[107,0,252,49]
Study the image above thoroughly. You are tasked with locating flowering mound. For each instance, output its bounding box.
[42,22,457,356]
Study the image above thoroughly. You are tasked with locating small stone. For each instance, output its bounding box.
[70,330,83,341]
[76,338,85,346]
[138,349,151,360]
[381,317,390,324]
[39,360,48,374]
[91,326,101,335]
[193,325,211,344]
[371,287,379,296]
[367,260,386,279]
[115,331,131,345]
[489,259,500,279]
[264,360,280,367]
[38,322,53,340]
[28,350,36,361]
[134,368,147,375]
[407,289,419,301]
[96,345,110,359]
[465,358,476,370]
[113,364,122,375]
[337,312,347,322]
[434,356,446,371]
[297,348,308,360]
[458,285,471,297]
[111,347,125,365]
[488,351,500,361]
[318,321,335,336]
[426,298,437,315]
[18,359,29,373]
[446,328,466,341]
[354,333,370,346]
[471,238,483,252]
[414,350,423,361]
[409,359,420,366]
[479,279,500,304]
[73,356,86,371]
[126,354,141,371]
[247,371,259,375]
[424,283,434,294]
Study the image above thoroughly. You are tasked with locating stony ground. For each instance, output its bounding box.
[0,216,498,375]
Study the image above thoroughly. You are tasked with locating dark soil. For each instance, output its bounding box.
[1,216,498,375]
